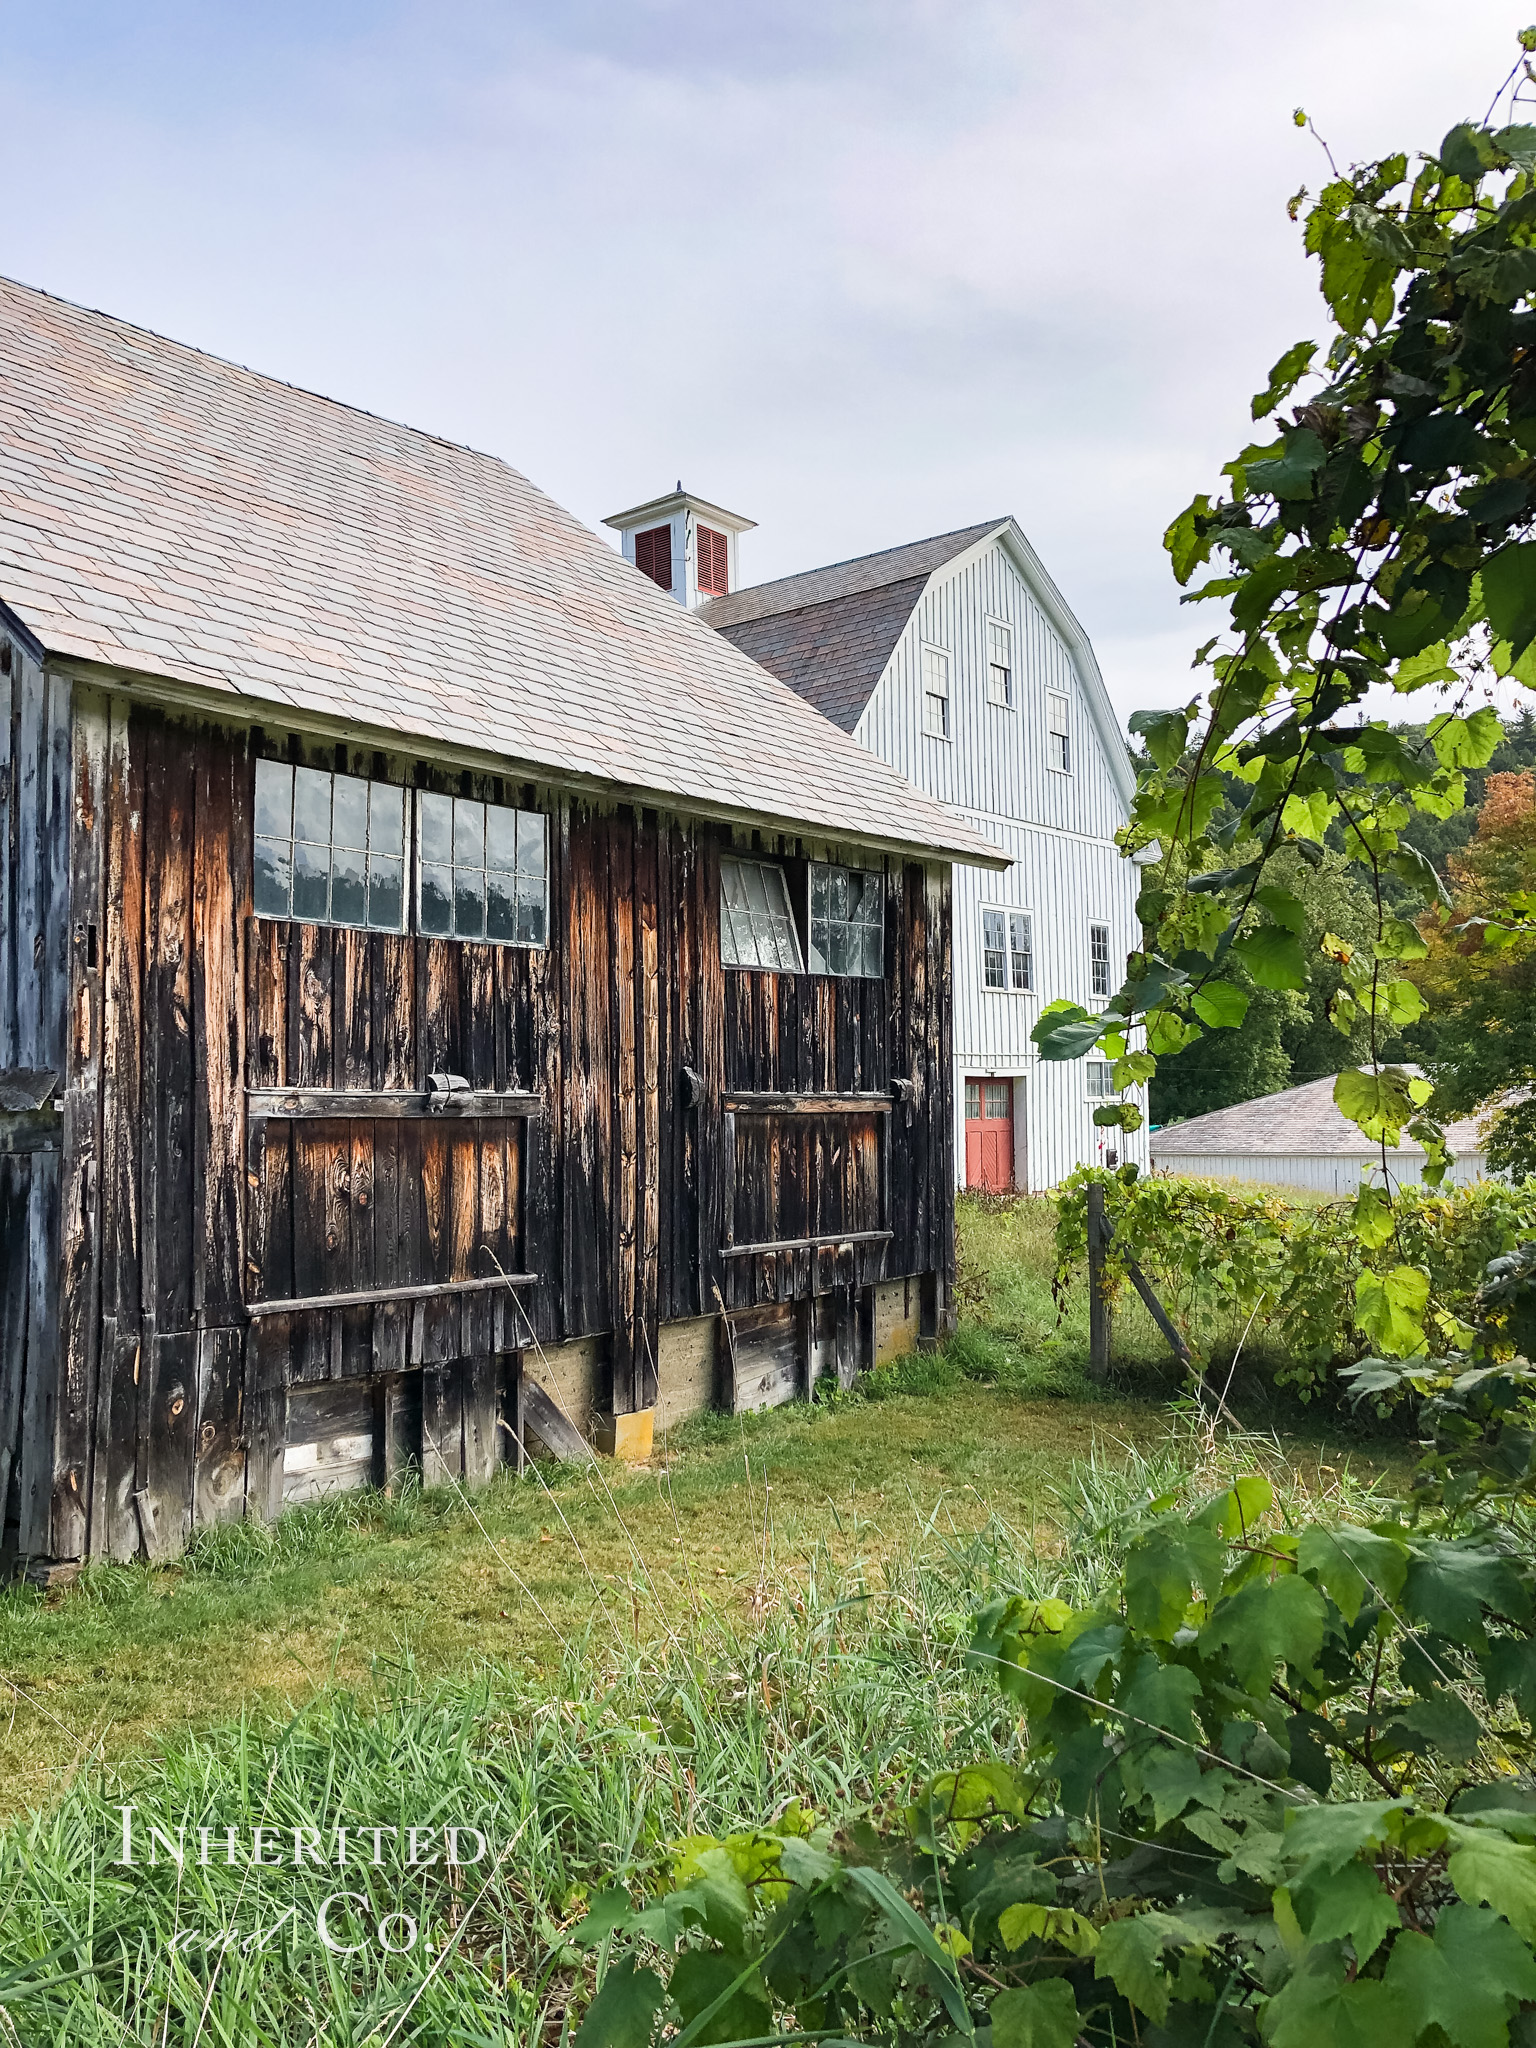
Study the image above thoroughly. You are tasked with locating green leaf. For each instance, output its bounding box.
[1404,1543,1530,1644]
[1255,884,1307,934]
[1031,1001,1106,1062]
[1332,1065,1421,1142]
[1165,494,1213,587]
[1253,339,1318,420]
[1199,1573,1327,1694]
[1120,1656,1202,1740]
[1385,1904,1536,2048]
[1297,1523,1407,1624]
[1128,706,1192,770]
[1284,1800,1405,1878]
[1233,924,1308,989]
[1484,1636,1536,1721]
[1125,1519,1225,1640]
[1095,1915,1172,2025]
[1282,787,1337,842]
[1354,1266,1430,1357]
[1247,427,1328,500]
[1189,979,1251,1029]
[1446,1825,1536,1939]
[997,1901,1099,1956]
[1264,1945,1411,2048]
[670,1952,772,2048]
[1382,978,1425,1027]
[1349,1183,1396,1251]
[1290,1856,1400,1964]
[575,1957,666,2048]
[1484,544,1536,662]
[989,1979,1081,2048]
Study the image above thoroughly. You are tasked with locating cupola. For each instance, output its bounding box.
[603,485,756,609]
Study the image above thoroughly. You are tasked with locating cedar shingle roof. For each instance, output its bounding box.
[1150,1071,1487,1159]
[710,575,929,734]
[0,276,1004,869]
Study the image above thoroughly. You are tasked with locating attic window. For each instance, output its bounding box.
[922,646,951,739]
[697,525,730,597]
[809,863,884,978]
[254,761,406,931]
[635,524,673,592]
[1047,690,1071,773]
[417,793,547,946]
[720,857,804,972]
[986,620,1014,708]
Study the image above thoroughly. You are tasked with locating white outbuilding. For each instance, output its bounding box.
[1150,1072,1490,1196]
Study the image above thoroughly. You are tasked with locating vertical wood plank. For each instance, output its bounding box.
[0,1157,29,1539]
[55,686,107,1558]
[609,809,638,1409]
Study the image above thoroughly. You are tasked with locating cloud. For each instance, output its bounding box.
[0,0,1523,722]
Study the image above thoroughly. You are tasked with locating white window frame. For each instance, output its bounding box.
[1089,921,1112,999]
[980,908,1007,990]
[720,856,805,973]
[253,758,409,935]
[985,617,1014,709]
[921,643,951,741]
[1085,1060,1115,1099]
[1007,911,1033,993]
[1046,689,1072,774]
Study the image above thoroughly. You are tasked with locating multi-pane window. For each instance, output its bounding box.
[982,909,1007,989]
[982,908,1032,991]
[986,620,1014,707]
[697,524,729,597]
[922,646,951,739]
[965,1080,981,1120]
[1086,1061,1114,1098]
[965,1080,1012,1120]
[418,793,547,946]
[635,524,673,592]
[720,857,804,972]
[1047,690,1071,773]
[1008,912,1033,992]
[1090,922,1111,998]
[254,760,406,931]
[809,863,884,978]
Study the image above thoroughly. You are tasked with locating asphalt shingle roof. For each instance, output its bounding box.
[1150,1071,1487,1159]
[0,277,1003,868]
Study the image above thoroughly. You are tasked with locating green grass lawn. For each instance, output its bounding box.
[0,1195,1405,2042]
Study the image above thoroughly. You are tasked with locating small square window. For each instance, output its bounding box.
[1047,690,1071,774]
[416,792,547,948]
[922,646,951,739]
[981,909,1007,990]
[809,862,884,979]
[253,759,407,933]
[1090,922,1111,999]
[721,857,804,972]
[986,621,1014,708]
[1086,1060,1114,1098]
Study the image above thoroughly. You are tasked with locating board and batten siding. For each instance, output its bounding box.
[1151,1151,1489,1198]
[853,535,1145,1191]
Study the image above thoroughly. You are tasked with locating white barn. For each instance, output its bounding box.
[1150,1073,1490,1195]
[602,493,1145,1192]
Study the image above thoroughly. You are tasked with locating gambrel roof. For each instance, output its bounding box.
[704,517,1135,810]
[0,276,1004,870]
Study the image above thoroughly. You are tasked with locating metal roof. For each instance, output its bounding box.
[0,276,1004,870]
[1150,1071,1487,1160]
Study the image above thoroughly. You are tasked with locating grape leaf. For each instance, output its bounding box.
[1446,1825,1536,1940]
[670,1951,771,2048]
[1095,1915,1172,2024]
[1233,924,1308,989]
[1484,542,1536,661]
[1125,1520,1225,1640]
[1384,1904,1536,2048]
[1297,1523,1408,1624]
[1200,1573,1327,1694]
[1190,978,1250,1029]
[575,1958,666,2048]
[1264,1945,1411,2048]
[1354,1266,1429,1357]
[989,1979,1081,2048]
[1289,1857,1400,1963]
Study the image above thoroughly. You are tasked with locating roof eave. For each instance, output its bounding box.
[46,650,1008,871]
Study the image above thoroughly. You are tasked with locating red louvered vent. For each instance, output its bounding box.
[634,524,672,591]
[697,525,729,596]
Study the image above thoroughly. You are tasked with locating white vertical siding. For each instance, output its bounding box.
[854,538,1145,1191]
[1151,1152,1490,1195]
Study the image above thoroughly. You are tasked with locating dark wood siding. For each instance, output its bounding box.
[12,695,956,1565]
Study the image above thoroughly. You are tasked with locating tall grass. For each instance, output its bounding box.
[0,1419,1390,2045]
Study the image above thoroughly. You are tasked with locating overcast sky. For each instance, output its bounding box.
[0,1,1525,724]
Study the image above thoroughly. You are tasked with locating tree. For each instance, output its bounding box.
[1413,768,1536,1172]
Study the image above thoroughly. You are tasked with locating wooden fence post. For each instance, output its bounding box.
[1087,1181,1111,1383]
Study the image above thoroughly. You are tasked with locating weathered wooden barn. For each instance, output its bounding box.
[0,278,1004,1577]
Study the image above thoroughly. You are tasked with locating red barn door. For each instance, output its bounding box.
[964,1079,1014,1193]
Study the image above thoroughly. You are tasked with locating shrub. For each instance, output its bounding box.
[1053,1166,1536,1404]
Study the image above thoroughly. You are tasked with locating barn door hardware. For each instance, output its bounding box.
[427,1071,471,1111]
